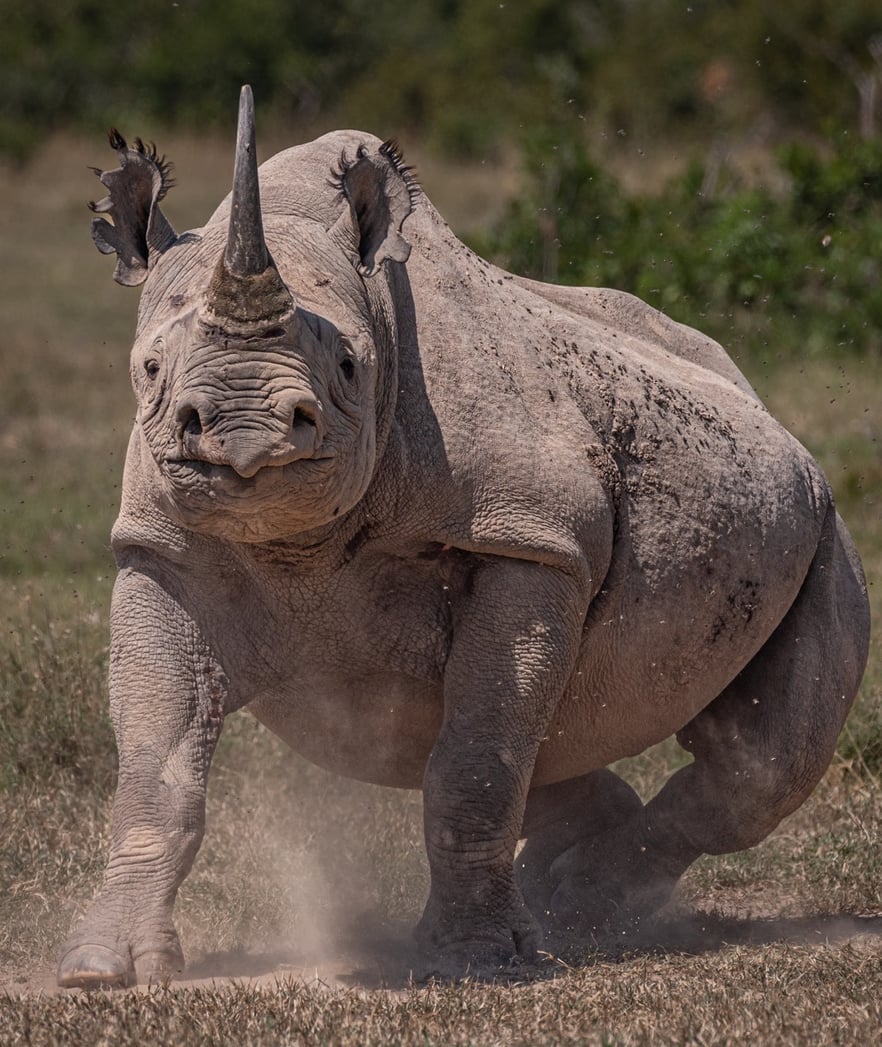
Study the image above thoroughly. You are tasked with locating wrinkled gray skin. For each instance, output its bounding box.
[58,88,870,987]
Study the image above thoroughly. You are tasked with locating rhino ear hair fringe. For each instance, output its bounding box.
[133,139,176,201]
[105,130,176,203]
[379,140,420,206]
[327,150,349,196]
[329,140,420,204]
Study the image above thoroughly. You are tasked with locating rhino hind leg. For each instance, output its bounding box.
[517,770,646,936]
[549,507,870,939]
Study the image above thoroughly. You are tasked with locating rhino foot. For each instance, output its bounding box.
[57,915,185,990]
[416,939,534,983]
[57,941,185,990]
[546,874,675,941]
[518,770,648,937]
[134,947,185,985]
[545,824,684,941]
[414,888,541,982]
[57,943,134,989]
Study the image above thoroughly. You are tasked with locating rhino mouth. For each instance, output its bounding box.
[159,450,352,539]
[164,452,335,486]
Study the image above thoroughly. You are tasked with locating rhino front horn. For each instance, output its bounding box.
[203,85,294,332]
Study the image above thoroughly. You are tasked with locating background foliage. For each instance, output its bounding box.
[3,0,882,160]
[474,130,882,359]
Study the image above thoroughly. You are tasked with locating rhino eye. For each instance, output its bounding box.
[144,359,161,380]
[339,357,356,382]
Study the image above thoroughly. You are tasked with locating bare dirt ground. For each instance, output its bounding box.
[5,903,882,1046]
[6,901,882,996]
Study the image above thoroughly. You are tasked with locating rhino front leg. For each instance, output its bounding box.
[57,563,226,988]
[416,557,587,979]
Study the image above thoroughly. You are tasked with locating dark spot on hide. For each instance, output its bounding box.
[344,525,369,561]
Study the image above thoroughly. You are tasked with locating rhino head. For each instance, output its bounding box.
[90,86,415,543]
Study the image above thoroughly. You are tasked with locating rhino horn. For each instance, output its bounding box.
[203,85,294,332]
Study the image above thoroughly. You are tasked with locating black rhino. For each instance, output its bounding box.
[58,87,870,987]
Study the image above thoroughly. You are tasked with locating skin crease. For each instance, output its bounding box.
[57,117,870,988]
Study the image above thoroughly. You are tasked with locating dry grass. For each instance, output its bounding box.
[4,740,882,1045]
[1,132,882,1045]
[3,944,882,1045]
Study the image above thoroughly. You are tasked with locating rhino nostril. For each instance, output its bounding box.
[287,398,324,452]
[292,406,317,430]
[180,409,203,436]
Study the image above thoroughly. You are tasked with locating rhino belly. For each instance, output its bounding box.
[247,671,444,789]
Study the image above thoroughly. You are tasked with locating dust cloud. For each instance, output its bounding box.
[172,726,429,990]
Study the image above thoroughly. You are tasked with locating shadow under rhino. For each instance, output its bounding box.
[177,910,882,990]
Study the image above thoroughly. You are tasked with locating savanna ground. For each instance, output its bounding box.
[1,133,882,1045]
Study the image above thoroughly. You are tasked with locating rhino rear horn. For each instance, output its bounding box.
[89,132,177,286]
[203,85,294,331]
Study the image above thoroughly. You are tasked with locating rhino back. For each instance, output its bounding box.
[389,185,813,522]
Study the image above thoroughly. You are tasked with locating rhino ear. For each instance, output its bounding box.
[88,131,178,287]
[331,140,417,277]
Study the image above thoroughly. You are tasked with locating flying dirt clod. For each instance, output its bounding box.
[58,85,870,987]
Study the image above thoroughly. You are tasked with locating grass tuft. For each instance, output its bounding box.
[0,612,114,792]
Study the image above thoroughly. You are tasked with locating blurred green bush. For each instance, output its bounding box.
[473,129,882,360]
[3,0,881,162]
